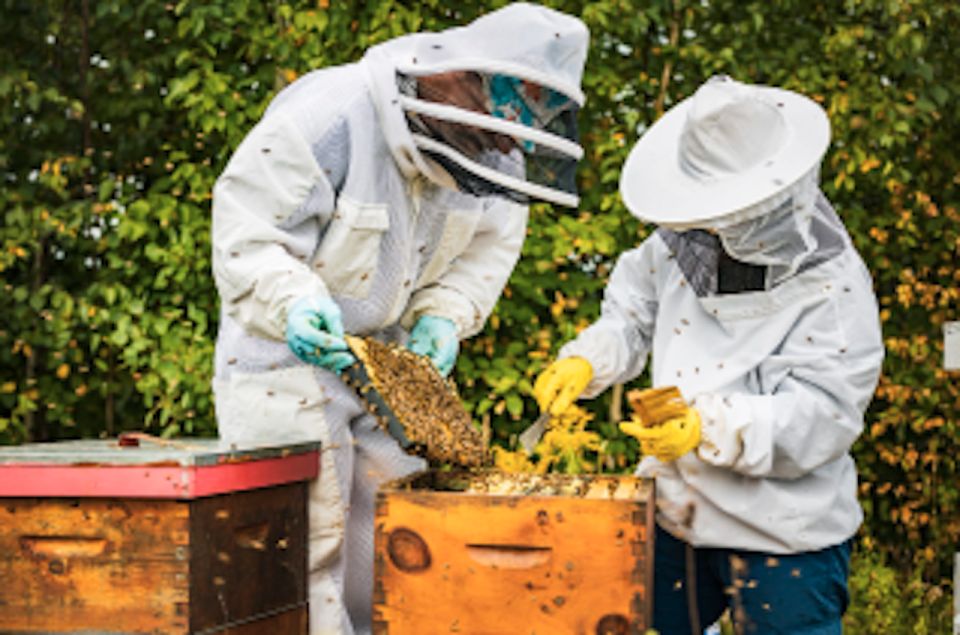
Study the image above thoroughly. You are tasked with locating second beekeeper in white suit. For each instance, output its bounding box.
[534,76,884,633]
[210,4,589,633]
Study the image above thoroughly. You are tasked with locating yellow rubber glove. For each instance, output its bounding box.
[619,408,701,462]
[532,357,593,416]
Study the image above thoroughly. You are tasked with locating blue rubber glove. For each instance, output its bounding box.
[406,315,459,377]
[285,296,356,373]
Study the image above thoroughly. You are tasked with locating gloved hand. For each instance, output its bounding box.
[532,357,593,416]
[619,408,702,462]
[285,296,356,373]
[406,315,459,377]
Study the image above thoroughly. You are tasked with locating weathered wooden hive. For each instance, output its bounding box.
[0,437,318,634]
[373,470,655,634]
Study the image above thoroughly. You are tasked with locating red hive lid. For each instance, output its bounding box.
[0,438,319,499]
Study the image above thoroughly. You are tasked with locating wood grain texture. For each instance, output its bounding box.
[373,475,655,635]
[216,605,308,635]
[0,498,191,633]
[188,482,308,633]
[0,483,309,634]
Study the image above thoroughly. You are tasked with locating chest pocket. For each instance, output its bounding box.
[416,210,481,288]
[312,196,389,298]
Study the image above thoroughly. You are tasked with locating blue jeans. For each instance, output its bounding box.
[654,525,852,635]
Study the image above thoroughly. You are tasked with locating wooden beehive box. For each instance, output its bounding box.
[373,471,655,635]
[0,437,319,634]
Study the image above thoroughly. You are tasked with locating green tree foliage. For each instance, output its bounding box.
[845,549,953,634]
[2,0,957,626]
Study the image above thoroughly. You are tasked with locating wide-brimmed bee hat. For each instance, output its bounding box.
[620,75,831,228]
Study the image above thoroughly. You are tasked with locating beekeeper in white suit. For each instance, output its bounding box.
[535,76,884,634]
[211,4,588,633]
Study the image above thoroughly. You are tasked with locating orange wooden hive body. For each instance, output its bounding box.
[0,438,318,634]
[373,471,655,635]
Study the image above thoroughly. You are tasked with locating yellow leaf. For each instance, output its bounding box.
[0,382,15,394]
[56,364,70,380]
[492,446,535,473]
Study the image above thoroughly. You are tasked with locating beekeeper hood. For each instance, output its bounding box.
[364,3,589,208]
[621,75,847,287]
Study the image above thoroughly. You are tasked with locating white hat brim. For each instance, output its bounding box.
[619,86,830,227]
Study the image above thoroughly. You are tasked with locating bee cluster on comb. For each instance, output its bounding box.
[344,335,487,468]
[626,386,687,427]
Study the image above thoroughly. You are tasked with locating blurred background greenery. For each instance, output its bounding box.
[1,1,956,630]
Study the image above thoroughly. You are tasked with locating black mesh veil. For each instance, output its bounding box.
[396,71,582,206]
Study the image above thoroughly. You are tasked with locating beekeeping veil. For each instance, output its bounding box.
[364,3,589,208]
[621,75,848,290]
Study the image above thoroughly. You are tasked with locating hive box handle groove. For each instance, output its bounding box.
[465,544,552,569]
[20,535,109,559]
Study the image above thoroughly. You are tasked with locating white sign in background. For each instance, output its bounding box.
[954,552,959,635]
[945,321,960,371]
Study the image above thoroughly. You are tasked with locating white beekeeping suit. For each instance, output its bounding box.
[211,4,588,634]
[559,76,884,554]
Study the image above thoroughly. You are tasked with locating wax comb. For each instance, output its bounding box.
[343,335,486,468]
[626,386,687,427]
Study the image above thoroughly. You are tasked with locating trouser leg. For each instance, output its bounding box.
[342,413,427,635]
[306,402,356,635]
[653,525,728,635]
[720,540,852,635]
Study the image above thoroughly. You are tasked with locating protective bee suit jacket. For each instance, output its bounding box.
[211,5,588,634]
[559,176,884,554]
